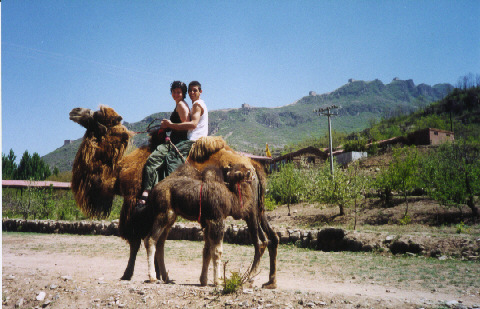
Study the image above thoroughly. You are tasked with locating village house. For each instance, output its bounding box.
[270,146,328,172]
[406,128,454,145]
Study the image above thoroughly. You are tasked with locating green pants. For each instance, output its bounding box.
[142,140,194,191]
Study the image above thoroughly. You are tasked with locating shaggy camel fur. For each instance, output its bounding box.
[69,106,278,288]
[145,165,253,285]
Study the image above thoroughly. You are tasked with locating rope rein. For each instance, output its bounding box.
[166,138,186,163]
[131,118,164,135]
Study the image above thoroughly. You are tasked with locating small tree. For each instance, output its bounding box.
[374,168,394,207]
[37,185,56,219]
[420,141,480,217]
[347,162,371,230]
[314,162,350,216]
[268,162,304,216]
[374,146,420,217]
[14,180,43,219]
[390,147,420,217]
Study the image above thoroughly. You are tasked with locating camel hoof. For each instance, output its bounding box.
[164,279,176,284]
[262,281,277,289]
[120,274,132,281]
[145,278,158,284]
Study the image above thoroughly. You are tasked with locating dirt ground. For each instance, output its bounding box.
[2,232,479,309]
[3,198,480,309]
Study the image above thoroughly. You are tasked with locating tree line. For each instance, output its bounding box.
[2,149,58,180]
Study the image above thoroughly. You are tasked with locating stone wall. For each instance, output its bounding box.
[6,219,476,259]
[2,219,373,252]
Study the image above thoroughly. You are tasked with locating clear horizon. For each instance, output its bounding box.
[2,1,479,158]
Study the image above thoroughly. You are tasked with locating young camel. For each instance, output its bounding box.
[144,164,255,286]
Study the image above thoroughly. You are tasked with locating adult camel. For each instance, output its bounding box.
[69,105,278,288]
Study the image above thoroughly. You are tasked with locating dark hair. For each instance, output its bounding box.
[188,81,202,91]
[170,81,187,100]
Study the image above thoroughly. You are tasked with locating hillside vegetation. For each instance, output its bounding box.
[43,78,451,172]
[358,84,480,143]
[287,82,479,153]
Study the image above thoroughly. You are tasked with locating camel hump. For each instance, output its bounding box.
[188,136,231,163]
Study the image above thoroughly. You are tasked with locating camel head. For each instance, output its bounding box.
[69,107,94,128]
[225,164,254,184]
[70,105,124,138]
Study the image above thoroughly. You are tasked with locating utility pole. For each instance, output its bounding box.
[314,105,338,178]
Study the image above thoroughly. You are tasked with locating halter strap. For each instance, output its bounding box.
[237,183,243,209]
[198,183,203,223]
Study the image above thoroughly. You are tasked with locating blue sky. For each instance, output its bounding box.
[2,0,479,159]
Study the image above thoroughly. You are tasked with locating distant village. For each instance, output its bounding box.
[240,127,454,173]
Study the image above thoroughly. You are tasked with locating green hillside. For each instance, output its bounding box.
[43,78,453,172]
[359,85,480,142]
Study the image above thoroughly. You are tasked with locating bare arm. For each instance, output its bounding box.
[176,101,190,123]
[161,102,203,131]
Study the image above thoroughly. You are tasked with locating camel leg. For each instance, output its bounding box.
[155,221,175,283]
[147,210,176,283]
[121,238,141,280]
[245,216,267,284]
[209,220,225,286]
[260,213,278,289]
[145,234,160,283]
[200,225,212,286]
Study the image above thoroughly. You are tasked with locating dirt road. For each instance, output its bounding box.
[3,232,479,308]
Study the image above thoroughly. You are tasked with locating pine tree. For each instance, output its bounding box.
[2,149,18,179]
[16,151,51,180]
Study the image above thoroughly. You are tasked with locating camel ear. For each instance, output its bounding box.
[69,108,94,128]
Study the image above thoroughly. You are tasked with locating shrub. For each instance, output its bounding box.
[367,142,379,156]
[2,187,86,221]
[343,138,368,152]
[455,222,469,234]
[398,214,412,225]
[222,271,243,294]
[221,261,248,295]
[264,196,278,211]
